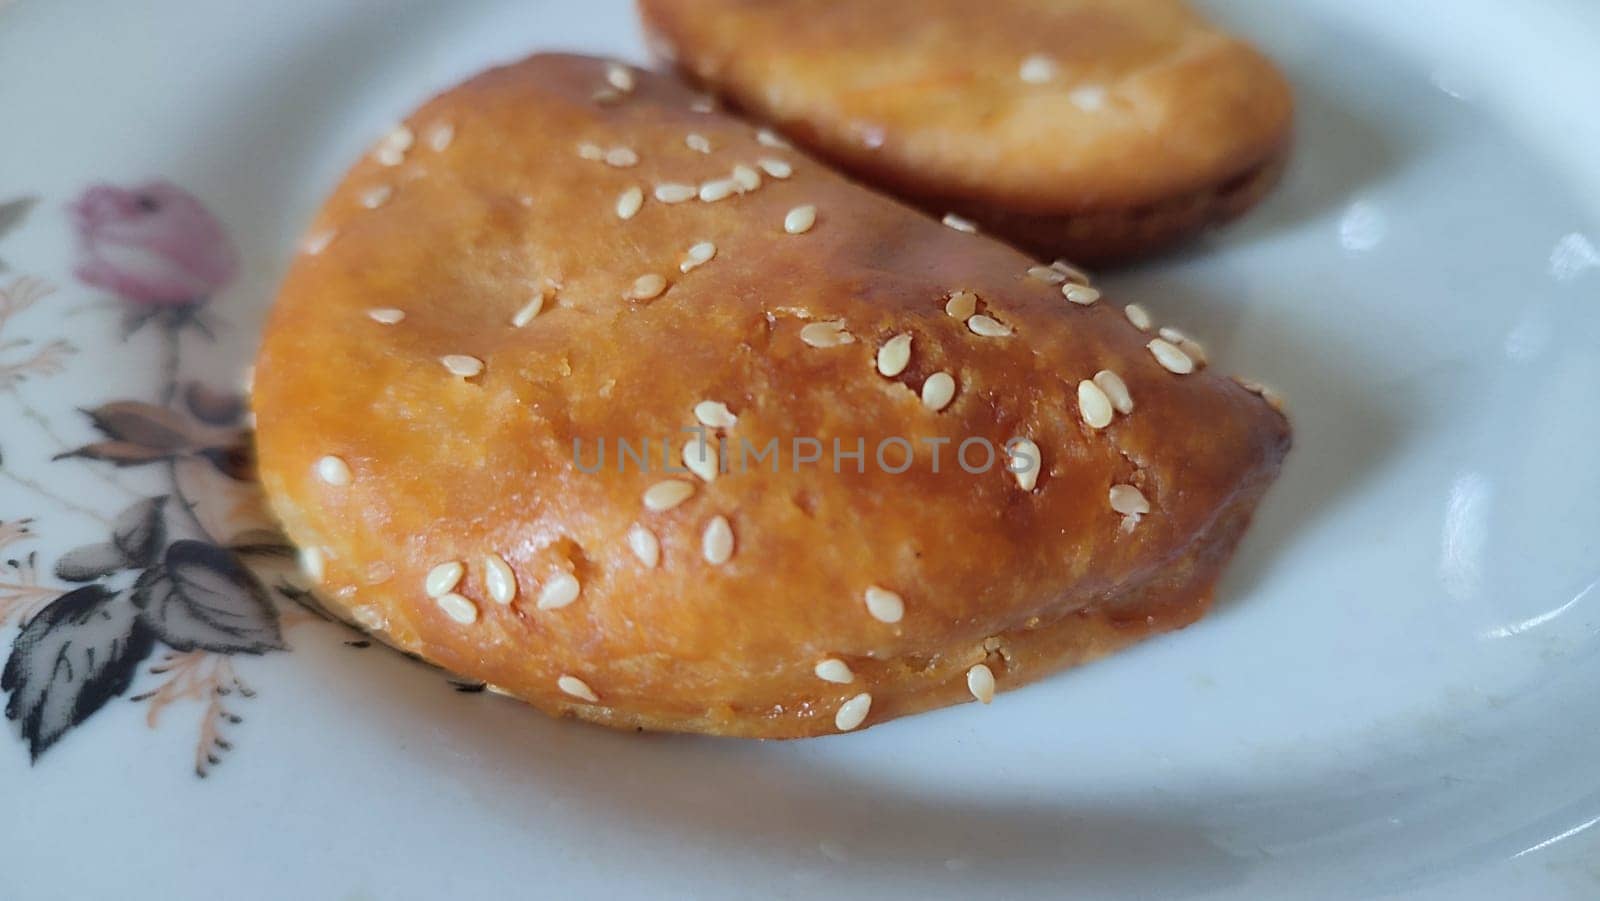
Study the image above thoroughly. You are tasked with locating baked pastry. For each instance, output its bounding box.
[637,0,1294,265]
[253,54,1289,738]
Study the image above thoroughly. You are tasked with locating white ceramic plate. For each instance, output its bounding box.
[3,2,1599,898]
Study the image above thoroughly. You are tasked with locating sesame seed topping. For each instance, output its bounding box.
[304,229,337,255]
[616,186,644,220]
[425,121,454,152]
[592,88,622,106]
[682,438,720,482]
[359,185,392,209]
[702,515,734,565]
[374,125,413,166]
[1070,85,1109,111]
[315,455,351,486]
[577,142,604,160]
[799,319,853,347]
[1148,338,1195,374]
[944,290,978,320]
[605,62,635,92]
[1159,327,1208,366]
[784,204,817,234]
[814,658,855,684]
[436,592,478,624]
[536,572,581,610]
[694,400,738,429]
[875,333,913,377]
[758,158,792,179]
[921,372,956,411]
[1078,380,1114,429]
[654,182,697,204]
[967,663,997,703]
[1235,377,1286,412]
[835,693,872,731]
[685,133,712,153]
[367,308,405,325]
[680,241,717,273]
[643,479,695,512]
[864,585,904,623]
[756,128,791,149]
[967,314,1013,337]
[425,561,464,597]
[942,213,977,233]
[299,546,324,583]
[1019,54,1059,84]
[441,354,484,378]
[731,164,762,193]
[1027,265,1067,285]
[1125,304,1153,331]
[512,291,546,327]
[483,553,517,605]
[690,95,716,113]
[627,524,660,568]
[352,605,385,630]
[625,273,668,301]
[1109,484,1151,516]
[1010,437,1042,491]
[1051,259,1093,285]
[1063,284,1101,306]
[699,178,739,202]
[604,146,639,167]
[1093,370,1134,414]
[557,675,598,702]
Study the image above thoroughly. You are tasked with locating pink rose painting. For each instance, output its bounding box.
[69,181,238,310]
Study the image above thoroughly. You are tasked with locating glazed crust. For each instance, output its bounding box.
[253,54,1289,738]
[638,0,1294,264]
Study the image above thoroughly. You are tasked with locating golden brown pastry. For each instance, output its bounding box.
[253,54,1289,738]
[638,0,1294,265]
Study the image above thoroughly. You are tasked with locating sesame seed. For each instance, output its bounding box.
[352,605,385,630]
[1078,380,1114,429]
[1093,369,1133,414]
[835,693,872,731]
[1027,265,1067,285]
[1019,53,1058,83]
[1235,377,1286,412]
[1063,284,1101,306]
[686,133,712,153]
[967,663,996,703]
[557,674,598,702]
[1109,484,1151,516]
[436,592,478,624]
[304,229,337,255]
[942,212,977,233]
[864,585,904,623]
[512,291,546,327]
[643,479,695,512]
[577,142,604,160]
[654,182,697,204]
[592,88,622,106]
[682,438,719,482]
[699,178,739,202]
[315,455,351,486]
[689,95,716,113]
[814,658,855,684]
[374,125,413,166]
[441,355,484,378]
[694,400,738,429]
[784,204,817,234]
[1070,85,1109,111]
[758,158,792,179]
[1010,437,1042,491]
[626,524,660,568]
[425,121,454,152]
[1051,259,1092,285]
[1148,338,1195,374]
[756,128,791,149]
[799,320,853,347]
[359,185,392,209]
[625,273,668,301]
[702,515,734,565]
[921,372,956,411]
[875,333,913,377]
[680,241,717,273]
[731,164,762,193]
[1159,327,1208,366]
[536,572,581,610]
[944,290,978,320]
[967,314,1013,337]
[425,561,464,597]
[604,146,638,167]
[367,308,405,325]
[616,185,644,219]
[299,546,324,583]
[1125,304,1153,331]
[605,62,635,92]
[483,553,517,605]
